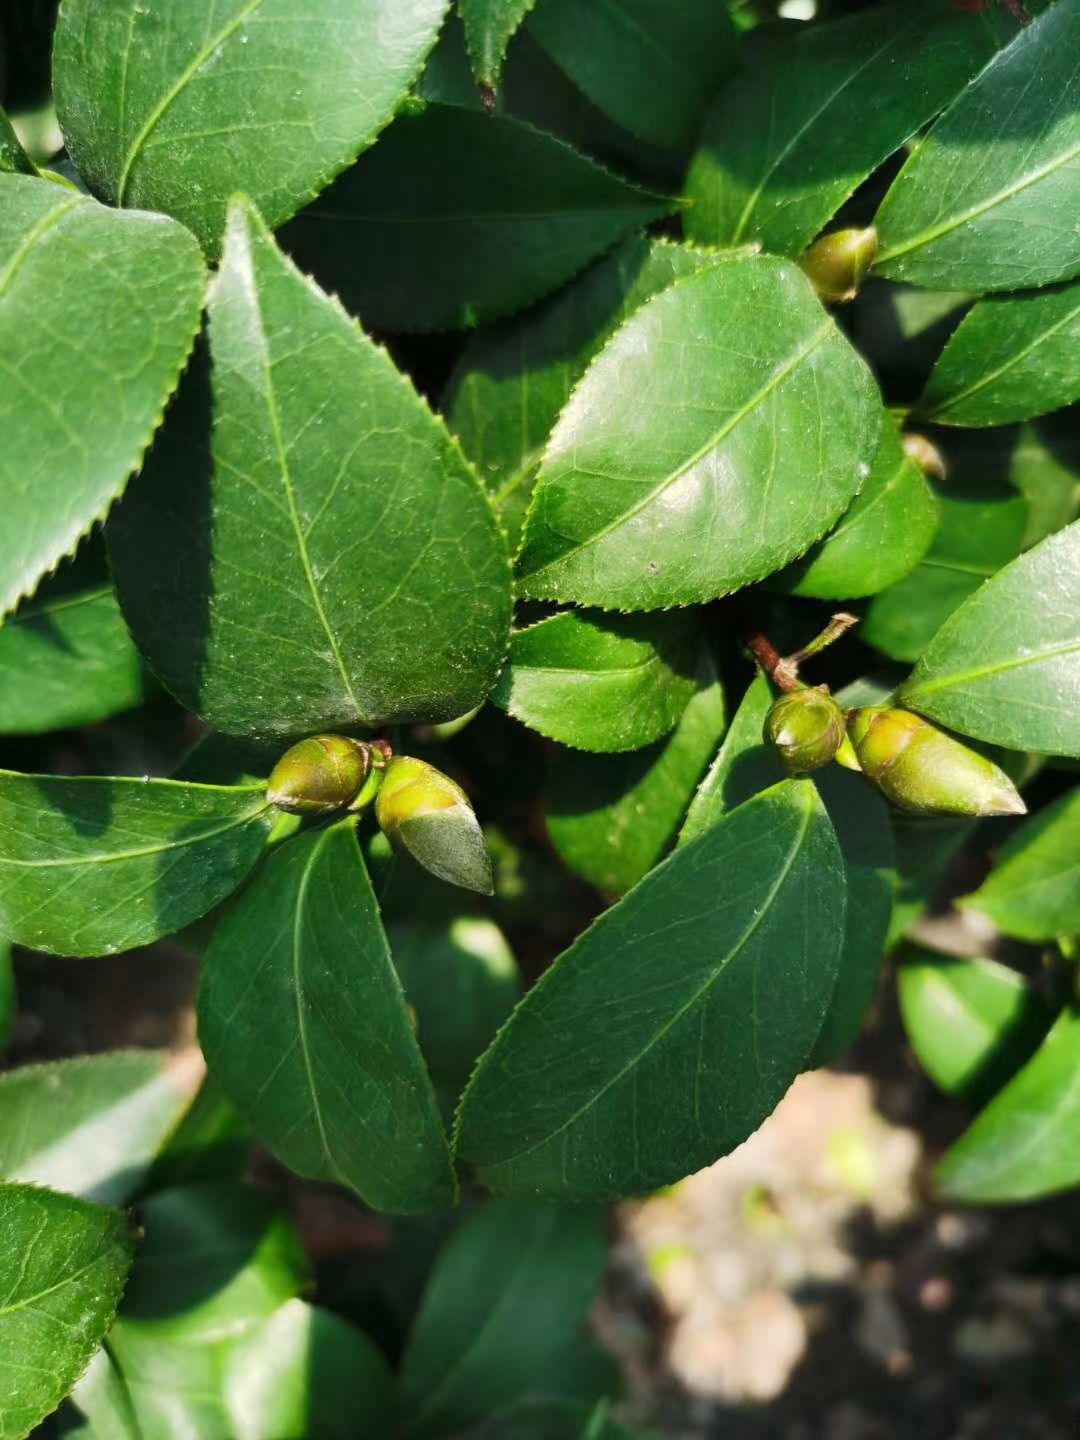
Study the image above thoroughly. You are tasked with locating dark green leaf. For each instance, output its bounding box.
[109,201,511,739]
[901,520,1080,756]
[0,771,274,957]
[459,0,538,88]
[0,1182,134,1438]
[874,2,1080,291]
[547,662,727,895]
[862,481,1026,664]
[936,1006,1080,1204]
[494,609,701,752]
[889,812,977,946]
[145,1075,249,1192]
[199,822,455,1215]
[0,174,205,616]
[399,1198,606,1437]
[772,418,938,600]
[685,0,1011,256]
[455,780,845,1200]
[0,940,12,1051]
[445,236,724,544]
[527,0,737,148]
[52,0,450,255]
[0,1050,203,1206]
[960,786,1080,941]
[897,947,1048,1107]
[0,105,34,175]
[516,256,881,610]
[679,673,779,843]
[281,104,673,333]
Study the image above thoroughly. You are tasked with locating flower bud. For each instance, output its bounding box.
[266,735,372,816]
[847,707,1025,817]
[799,227,877,303]
[764,688,846,774]
[901,431,947,481]
[375,756,493,895]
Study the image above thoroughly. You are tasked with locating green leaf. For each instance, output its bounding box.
[679,672,779,843]
[0,105,34,175]
[281,104,673,333]
[445,236,724,543]
[874,2,1080,292]
[109,201,511,739]
[399,1197,606,1437]
[145,1075,249,1192]
[901,520,1080,756]
[494,609,701,752]
[0,1050,203,1206]
[52,0,450,255]
[390,916,521,1099]
[897,948,1048,1107]
[862,481,1026,665]
[920,279,1080,427]
[516,256,881,610]
[960,787,1080,942]
[0,771,274,957]
[0,1182,134,1439]
[455,779,845,1200]
[547,662,727,895]
[772,418,938,600]
[0,174,205,617]
[527,0,737,148]
[459,0,538,89]
[0,940,13,1052]
[935,1006,1080,1204]
[198,822,455,1215]
[685,0,1012,256]
[0,553,149,735]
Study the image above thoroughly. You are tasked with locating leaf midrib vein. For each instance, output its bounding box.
[906,635,1080,701]
[0,801,268,869]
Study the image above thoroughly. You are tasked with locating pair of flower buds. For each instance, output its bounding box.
[266,735,493,894]
[765,689,1025,817]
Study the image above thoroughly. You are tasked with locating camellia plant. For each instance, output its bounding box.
[1,0,1079,1434]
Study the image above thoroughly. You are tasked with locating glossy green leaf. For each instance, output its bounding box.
[685,0,1012,256]
[0,771,273,957]
[0,1182,134,1439]
[960,787,1080,941]
[920,279,1080,427]
[199,822,455,1215]
[390,917,520,1099]
[679,673,778,844]
[772,418,938,600]
[0,105,34,175]
[281,104,673,333]
[0,173,205,617]
[862,481,1027,664]
[455,780,845,1200]
[494,609,701,752]
[547,663,727,895]
[902,520,1080,756]
[527,0,736,147]
[399,1197,606,1437]
[459,0,537,88]
[897,948,1048,1107]
[874,2,1080,291]
[109,201,511,739]
[445,236,724,543]
[52,0,450,255]
[936,1006,1080,1204]
[0,1050,203,1206]
[516,256,881,610]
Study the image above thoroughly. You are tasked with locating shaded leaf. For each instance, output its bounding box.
[282,104,673,333]
[902,520,1080,756]
[0,771,274,957]
[0,940,12,1051]
[53,0,450,255]
[679,673,779,843]
[109,201,511,739]
[874,2,1080,291]
[0,174,205,617]
[455,780,845,1200]
[960,786,1080,941]
[0,105,34,175]
[516,256,881,610]
[198,822,455,1215]
[0,1183,134,1439]
[459,0,538,89]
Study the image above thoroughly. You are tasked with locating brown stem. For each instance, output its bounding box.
[742,625,801,693]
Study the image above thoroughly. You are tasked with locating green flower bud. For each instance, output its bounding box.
[798,227,877,303]
[266,735,372,816]
[847,707,1025,817]
[764,687,846,774]
[375,755,493,896]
